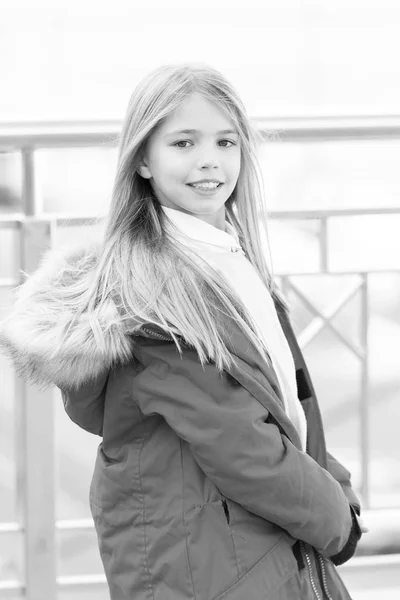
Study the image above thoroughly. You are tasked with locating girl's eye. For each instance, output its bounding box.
[218,139,236,148]
[173,140,192,148]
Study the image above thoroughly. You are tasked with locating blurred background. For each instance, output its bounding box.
[1,1,400,599]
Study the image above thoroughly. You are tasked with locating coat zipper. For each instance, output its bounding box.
[300,541,323,600]
[316,552,334,600]
[141,327,173,341]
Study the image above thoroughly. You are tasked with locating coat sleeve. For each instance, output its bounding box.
[326,451,361,514]
[133,343,353,559]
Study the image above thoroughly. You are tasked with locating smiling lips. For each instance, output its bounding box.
[188,180,223,190]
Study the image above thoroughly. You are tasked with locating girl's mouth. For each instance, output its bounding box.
[187,182,223,194]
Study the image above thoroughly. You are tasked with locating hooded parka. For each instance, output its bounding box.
[0,241,362,600]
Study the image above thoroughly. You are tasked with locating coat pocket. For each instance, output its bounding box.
[184,500,240,599]
[220,496,290,577]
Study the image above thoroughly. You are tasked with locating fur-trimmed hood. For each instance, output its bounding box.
[0,242,147,390]
[0,238,288,394]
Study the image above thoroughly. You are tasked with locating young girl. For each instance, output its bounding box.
[0,63,365,599]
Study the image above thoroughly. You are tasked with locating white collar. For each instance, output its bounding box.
[161,206,243,253]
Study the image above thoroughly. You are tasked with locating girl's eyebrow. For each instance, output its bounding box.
[164,129,239,137]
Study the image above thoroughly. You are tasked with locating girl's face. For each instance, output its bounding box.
[139,92,241,230]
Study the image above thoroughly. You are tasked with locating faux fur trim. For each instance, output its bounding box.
[0,237,289,392]
[0,242,136,390]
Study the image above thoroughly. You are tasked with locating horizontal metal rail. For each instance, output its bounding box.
[0,519,94,534]
[0,121,120,149]
[2,206,400,228]
[254,115,400,141]
[1,115,400,149]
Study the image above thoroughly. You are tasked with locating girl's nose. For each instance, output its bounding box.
[197,146,220,169]
[198,157,220,169]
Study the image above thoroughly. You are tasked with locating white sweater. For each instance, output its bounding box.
[161,206,307,451]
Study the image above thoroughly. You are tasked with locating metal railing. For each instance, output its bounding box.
[1,117,400,598]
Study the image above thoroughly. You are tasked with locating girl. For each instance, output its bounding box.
[0,63,365,599]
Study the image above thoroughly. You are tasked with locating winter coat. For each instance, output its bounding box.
[0,241,362,600]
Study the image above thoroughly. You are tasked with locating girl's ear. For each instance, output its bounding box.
[137,159,152,179]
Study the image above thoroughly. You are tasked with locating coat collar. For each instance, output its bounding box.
[161,206,243,254]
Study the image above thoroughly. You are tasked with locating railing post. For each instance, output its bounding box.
[319,217,329,273]
[21,148,42,217]
[360,273,370,507]
[15,218,57,600]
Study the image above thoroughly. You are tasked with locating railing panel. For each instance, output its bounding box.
[339,554,400,600]
[36,147,117,215]
[0,293,18,526]
[0,531,23,591]
[54,387,103,579]
[368,272,400,509]
[0,152,22,212]
[1,118,400,597]
[282,274,364,499]
[56,527,104,580]
[0,276,19,597]
[57,587,109,600]
[267,219,321,274]
[329,214,400,272]
[259,138,400,213]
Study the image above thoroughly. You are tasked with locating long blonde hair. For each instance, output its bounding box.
[86,63,279,371]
